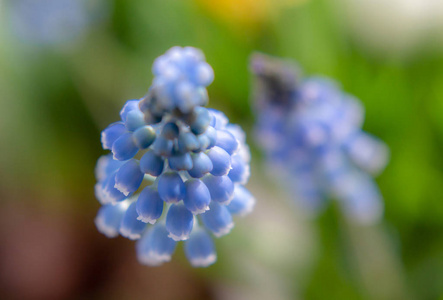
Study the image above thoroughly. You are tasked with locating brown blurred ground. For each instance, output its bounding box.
[0,191,213,300]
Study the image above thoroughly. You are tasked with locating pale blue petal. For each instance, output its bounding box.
[184,229,216,267]
[95,200,130,238]
[136,186,164,224]
[200,202,233,237]
[136,224,177,266]
[119,201,147,240]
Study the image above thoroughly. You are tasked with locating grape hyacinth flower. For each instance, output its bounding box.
[250,53,388,224]
[95,47,254,267]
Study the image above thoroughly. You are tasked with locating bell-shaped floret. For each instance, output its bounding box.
[215,130,239,155]
[205,126,217,149]
[95,154,125,182]
[228,154,250,184]
[317,149,348,179]
[95,173,130,204]
[136,186,164,224]
[299,77,339,105]
[119,201,147,240]
[157,172,185,203]
[120,99,140,121]
[330,96,364,142]
[330,169,383,225]
[124,109,145,131]
[236,143,251,165]
[168,152,193,171]
[298,121,329,149]
[152,53,172,76]
[101,122,126,150]
[114,159,144,196]
[152,136,174,157]
[207,146,231,176]
[225,124,246,144]
[95,200,130,238]
[182,46,205,64]
[190,107,211,135]
[175,82,204,113]
[112,132,138,161]
[208,109,228,129]
[343,132,389,175]
[136,224,177,266]
[165,203,194,241]
[178,132,200,153]
[192,62,214,87]
[183,179,211,214]
[227,185,255,216]
[184,229,216,267]
[202,175,234,205]
[200,202,233,237]
[197,133,211,151]
[153,78,176,111]
[133,125,156,149]
[140,150,164,176]
[161,122,180,140]
[188,152,213,178]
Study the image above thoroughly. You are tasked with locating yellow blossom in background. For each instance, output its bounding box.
[196,0,307,31]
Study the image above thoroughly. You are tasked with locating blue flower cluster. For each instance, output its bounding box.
[251,53,389,224]
[95,47,254,267]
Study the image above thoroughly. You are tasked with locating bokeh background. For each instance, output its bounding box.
[1,0,443,299]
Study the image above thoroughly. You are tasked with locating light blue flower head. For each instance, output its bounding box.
[250,53,389,224]
[95,47,255,267]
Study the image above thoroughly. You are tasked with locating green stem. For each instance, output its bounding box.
[342,218,414,300]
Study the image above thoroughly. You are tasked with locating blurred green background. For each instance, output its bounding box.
[0,0,443,299]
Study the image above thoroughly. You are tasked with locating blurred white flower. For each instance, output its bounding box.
[339,0,443,56]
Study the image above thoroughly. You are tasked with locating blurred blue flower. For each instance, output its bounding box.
[5,0,107,46]
[95,47,255,267]
[250,53,389,224]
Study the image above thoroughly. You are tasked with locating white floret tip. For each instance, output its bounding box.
[189,254,217,268]
[120,228,143,240]
[94,215,119,238]
[212,222,234,238]
[138,252,173,267]
[168,232,191,242]
[137,215,157,225]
